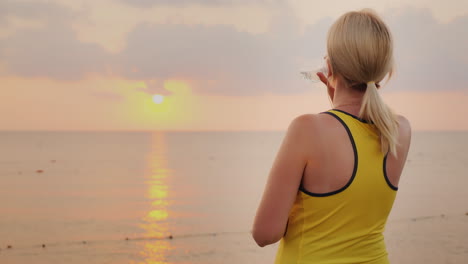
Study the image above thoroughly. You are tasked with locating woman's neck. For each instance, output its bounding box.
[331,78,364,114]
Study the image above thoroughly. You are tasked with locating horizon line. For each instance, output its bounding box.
[0,129,466,133]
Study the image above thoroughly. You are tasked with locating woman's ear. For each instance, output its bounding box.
[326,58,333,79]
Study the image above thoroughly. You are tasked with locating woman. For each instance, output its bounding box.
[252,9,412,264]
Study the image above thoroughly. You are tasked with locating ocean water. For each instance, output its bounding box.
[0,131,467,264]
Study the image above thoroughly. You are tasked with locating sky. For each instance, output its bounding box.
[1,0,467,131]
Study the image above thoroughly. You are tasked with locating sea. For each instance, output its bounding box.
[0,131,467,264]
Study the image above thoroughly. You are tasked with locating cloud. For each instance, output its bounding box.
[89,91,125,101]
[113,3,330,96]
[117,0,282,8]
[0,1,76,23]
[1,24,111,80]
[0,1,111,80]
[116,22,314,95]
[0,2,467,95]
[385,7,468,91]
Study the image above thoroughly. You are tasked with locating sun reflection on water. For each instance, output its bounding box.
[138,132,173,264]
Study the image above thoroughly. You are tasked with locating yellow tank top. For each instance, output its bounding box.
[275,109,398,264]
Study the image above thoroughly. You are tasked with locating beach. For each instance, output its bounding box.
[0,131,467,263]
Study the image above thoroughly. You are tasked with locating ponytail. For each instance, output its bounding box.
[327,9,398,156]
[359,81,399,156]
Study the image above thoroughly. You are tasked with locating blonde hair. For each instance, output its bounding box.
[327,9,399,156]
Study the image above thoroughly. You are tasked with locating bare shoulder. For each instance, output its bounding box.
[288,113,324,134]
[284,114,323,145]
[395,115,412,157]
[397,115,411,129]
[396,114,412,139]
[290,113,320,125]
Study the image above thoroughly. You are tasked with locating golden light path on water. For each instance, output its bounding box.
[139,132,173,264]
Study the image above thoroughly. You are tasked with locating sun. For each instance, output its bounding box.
[152,94,164,104]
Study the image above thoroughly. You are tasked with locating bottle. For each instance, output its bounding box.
[299,57,329,83]
[300,66,328,83]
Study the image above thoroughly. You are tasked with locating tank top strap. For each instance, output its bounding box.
[322,109,374,135]
[322,109,394,191]
[274,109,398,264]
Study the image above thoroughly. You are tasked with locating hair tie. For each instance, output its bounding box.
[367,81,375,86]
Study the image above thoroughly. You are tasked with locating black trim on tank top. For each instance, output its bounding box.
[283,219,289,237]
[299,111,358,197]
[332,109,370,124]
[383,153,399,191]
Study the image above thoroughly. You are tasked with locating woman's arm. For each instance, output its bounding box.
[252,114,313,247]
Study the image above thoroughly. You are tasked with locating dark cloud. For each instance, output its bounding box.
[0,2,467,95]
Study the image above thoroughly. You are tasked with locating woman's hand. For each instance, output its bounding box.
[317,72,335,102]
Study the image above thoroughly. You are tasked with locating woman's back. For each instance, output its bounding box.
[274,109,411,264]
[301,108,411,196]
[252,9,412,264]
